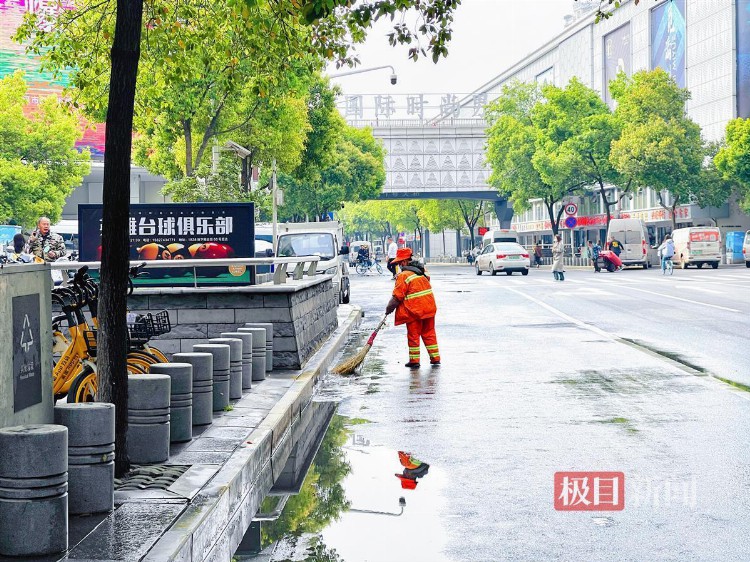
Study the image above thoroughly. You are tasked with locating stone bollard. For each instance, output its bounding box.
[54,403,115,515]
[149,363,193,443]
[193,344,230,412]
[127,374,171,464]
[173,352,213,426]
[0,425,68,556]
[243,322,273,371]
[239,327,267,381]
[220,332,253,390]
[209,338,243,400]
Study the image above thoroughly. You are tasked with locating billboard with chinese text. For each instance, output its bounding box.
[603,23,631,106]
[78,203,255,286]
[0,0,106,156]
[651,0,686,89]
[738,0,750,117]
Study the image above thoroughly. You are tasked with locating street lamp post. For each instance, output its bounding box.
[329,65,398,85]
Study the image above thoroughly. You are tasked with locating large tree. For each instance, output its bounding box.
[609,69,704,229]
[715,119,750,213]
[485,81,582,235]
[0,71,90,227]
[280,82,386,222]
[532,78,625,227]
[19,0,460,476]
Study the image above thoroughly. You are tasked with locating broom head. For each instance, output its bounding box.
[331,315,388,375]
[332,343,372,375]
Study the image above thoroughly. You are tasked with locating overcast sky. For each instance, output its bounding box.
[327,0,575,101]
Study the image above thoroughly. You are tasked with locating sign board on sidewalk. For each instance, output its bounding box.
[79,203,255,286]
[12,294,42,413]
[564,203,578,216]
[564,216,578,229]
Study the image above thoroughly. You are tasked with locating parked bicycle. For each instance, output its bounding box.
[51,264,172,402]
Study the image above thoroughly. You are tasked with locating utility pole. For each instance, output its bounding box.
[272,159,278,255]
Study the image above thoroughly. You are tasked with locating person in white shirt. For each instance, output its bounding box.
[386,236,399,279]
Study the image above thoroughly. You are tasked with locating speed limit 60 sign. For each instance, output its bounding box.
[564,202,578,216]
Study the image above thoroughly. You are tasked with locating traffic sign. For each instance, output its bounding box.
[564,203,578,216]
[564,216,578,229]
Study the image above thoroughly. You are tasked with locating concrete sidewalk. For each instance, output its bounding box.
[7,305,362,562]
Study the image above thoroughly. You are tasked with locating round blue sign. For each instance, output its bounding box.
[564,216,578,229]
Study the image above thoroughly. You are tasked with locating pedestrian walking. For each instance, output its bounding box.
[591,239,602,272]
[551,234,565,281]
[533,240,543,268]
[28,216,66,262]
[385,248,440,369]
[386,236,399,279]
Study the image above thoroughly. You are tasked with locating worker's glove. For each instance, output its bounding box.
[385,297,398,315]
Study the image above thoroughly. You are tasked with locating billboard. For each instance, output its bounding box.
[738,0,750,117]
[603,23,631,106]
[78,203,255,286]
[651,0,686,89]
[0,0,105,156]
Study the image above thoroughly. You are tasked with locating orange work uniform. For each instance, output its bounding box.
[389,265,440,364]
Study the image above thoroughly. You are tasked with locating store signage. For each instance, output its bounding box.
[78,203,255,286]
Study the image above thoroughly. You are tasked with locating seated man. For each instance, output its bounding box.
[357,243,371,265]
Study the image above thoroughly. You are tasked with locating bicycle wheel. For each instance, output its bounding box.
[127,354,156,373]
[356,263,368,276]
[128,350,162,365]
[68,366,97,403]
[667,260,674,275]
[375,262,384,275]
[144,346,169,364]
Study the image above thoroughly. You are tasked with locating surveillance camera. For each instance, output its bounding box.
[390,74,398,85]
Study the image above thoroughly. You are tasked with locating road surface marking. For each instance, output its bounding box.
[506,288,750,403]
[604,284,741,312]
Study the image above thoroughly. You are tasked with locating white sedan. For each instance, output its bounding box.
[475,242,530,276]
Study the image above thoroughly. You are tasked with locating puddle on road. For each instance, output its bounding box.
[243,413,451,562]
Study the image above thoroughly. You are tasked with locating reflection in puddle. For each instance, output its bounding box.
[242,412,450,562]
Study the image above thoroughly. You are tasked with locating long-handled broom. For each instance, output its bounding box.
[332,314,390,375]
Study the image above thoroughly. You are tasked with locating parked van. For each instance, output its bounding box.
[606,218,653,268]
[743,230,750,268]
[482,229,519,246]
[671,227,721,269]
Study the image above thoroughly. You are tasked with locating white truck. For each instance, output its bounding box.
[275,221,351,304]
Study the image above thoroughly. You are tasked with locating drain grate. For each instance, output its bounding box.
[115,464,190,491]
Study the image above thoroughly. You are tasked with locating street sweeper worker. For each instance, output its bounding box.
[385,248,440,368]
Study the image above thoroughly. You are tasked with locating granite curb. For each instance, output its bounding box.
[140,305,363,562]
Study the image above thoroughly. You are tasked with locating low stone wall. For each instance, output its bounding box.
[128,277,338,369]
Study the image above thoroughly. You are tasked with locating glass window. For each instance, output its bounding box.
[277,233,336,260]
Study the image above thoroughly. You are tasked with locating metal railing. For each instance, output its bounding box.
[49,256,321,287]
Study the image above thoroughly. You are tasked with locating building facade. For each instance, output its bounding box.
[452,0,750,246]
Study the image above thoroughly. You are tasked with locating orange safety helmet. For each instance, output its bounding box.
[390,247,412,265]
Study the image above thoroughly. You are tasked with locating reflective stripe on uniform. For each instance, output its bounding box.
[404,288,433,300]
[404,274,420,284]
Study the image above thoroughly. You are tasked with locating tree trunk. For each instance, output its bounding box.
[97,0,144,478]
[545,199,558,236]
[184,119,193,177]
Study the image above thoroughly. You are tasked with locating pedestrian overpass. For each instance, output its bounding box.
[351,118,513,228]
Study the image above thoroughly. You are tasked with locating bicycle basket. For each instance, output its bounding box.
[83,330,98,358]
[127,315,151,343]
[148,310,172,337]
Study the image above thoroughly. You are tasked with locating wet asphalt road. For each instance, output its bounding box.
[319,264,750,562]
